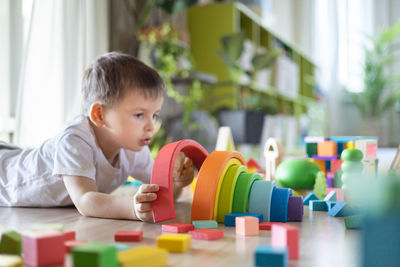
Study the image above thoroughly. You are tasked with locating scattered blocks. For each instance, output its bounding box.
[114,231,143,242]
[309,200,328,211]
[0,254,22,267]
[224,213,263,227]
[73,243,118,267]
[324,191,337,202]
[156,234,191,253]
[117,246,168,267]
[254,245,288,267]
[0,230,22,255]
[328,202,356,217]
[345,215,363,229]
[326,201,337,211]
[63,230,76,241]
[162,223,194,233]
[236,216,259,236]
[287,196,303,222]
[192,220,218,229]
[23,230,65,267]
[326,188,344,201]
[303,192,319,205]
[189,229,224,241]
[65,240,88,253]
[271,224,299,260]
[270,187,291,222]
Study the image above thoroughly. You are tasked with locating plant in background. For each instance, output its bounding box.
[347,19,400,118]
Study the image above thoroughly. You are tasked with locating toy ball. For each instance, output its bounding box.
[275,159,321,189]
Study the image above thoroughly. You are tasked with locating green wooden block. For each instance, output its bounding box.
[73,243,118,267]
[31,224,64,231]
[334,170,343,188]
[345,215,363,229]
[306,143,318,156]
[0,230,22,255]
[192,220,218,229]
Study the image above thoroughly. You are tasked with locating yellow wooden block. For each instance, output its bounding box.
[292,189,309,197]
[156,234,191,253]
[0,254,23,267]
[345,141,355,149]
[118,246,167,267]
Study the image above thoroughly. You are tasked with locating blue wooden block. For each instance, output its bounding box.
[324,191,337,201]
[254,245,288,267]
[362,214,400,267]
[224,213,263,227]
[270,188,291,222]
[303,192,319,205]
[309,200,328,211]
[326,201,337,211]
[192,220,218,229]
[327,202,355,217]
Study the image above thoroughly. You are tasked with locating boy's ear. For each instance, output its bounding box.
[89,103,105,127]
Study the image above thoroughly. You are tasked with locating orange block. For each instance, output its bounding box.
[313,159,326,173]
[317,141,337,156]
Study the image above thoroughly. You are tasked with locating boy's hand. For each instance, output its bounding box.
[133,184,159,222]
[173,152,194,189]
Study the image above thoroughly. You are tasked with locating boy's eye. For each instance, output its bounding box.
[153,114,160,121]
[134,113,144,119]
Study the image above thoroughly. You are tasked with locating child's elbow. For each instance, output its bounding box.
[75,193,93,217]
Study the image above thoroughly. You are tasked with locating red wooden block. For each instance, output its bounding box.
[162,223,194,233]
[151,139,209,223]
[23,230,65,266]
[115,231,143,242]
[271,224,299,260]
[259,222,283,230]
[326,188,344,201]
[189,229,224,240]
[331,159,343,173]
[65,240,87,253]
[63,230,76,241]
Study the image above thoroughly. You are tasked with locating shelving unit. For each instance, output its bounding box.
[187,2,316,116]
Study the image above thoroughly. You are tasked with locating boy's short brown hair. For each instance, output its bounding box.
[82,52,165,114]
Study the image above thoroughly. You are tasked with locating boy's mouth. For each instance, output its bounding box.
[140,138,151,146]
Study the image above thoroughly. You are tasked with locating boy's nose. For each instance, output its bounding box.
[145,119,155,132]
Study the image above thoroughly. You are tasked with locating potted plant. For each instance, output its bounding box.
[346,19,400,138]
[217,31,281,144]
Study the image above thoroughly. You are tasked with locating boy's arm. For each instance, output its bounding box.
[62,175,158,221]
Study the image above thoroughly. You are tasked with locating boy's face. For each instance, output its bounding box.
[102,90,163,152]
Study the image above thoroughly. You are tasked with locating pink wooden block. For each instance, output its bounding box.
[23,230,65,266]
[236,216,259,236]
[63,230,76,241]
[65,240,87,253]
[162,223,195,233]
[326,188,344,201]
[189,229,224,240]
[331,159,343,173]
[114,231,143,242]
[271,224,299,260]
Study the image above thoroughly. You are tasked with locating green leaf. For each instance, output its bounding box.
[251,49,280,70]
[220,32,246,62]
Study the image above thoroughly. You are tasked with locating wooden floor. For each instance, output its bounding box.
[0,187,360,267]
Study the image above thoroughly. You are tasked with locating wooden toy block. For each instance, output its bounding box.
[259,222,282,231]
[312,155,337,161]
[264,138,284,180]
[162,223,194,233]
[355,139,377,161]
[326,188,344,201]
[328,202,356,217]
[109,242,131,251]
[215,126,235,151]
[232,172,262,213]
[326,201,337,211]
[324,190,337,201]
[248,180,274,222]
[326,173,334,188]
[117,246,168,267]
[287,196,303,222]
[318,141,337,157]
[345,141,355,149]
[331,159,343,173]
[0,230,22,255]
[345,215,363,229]
[306,142,318,156]
[156,234,191,253]
[114,231,143,242]
[271,224,299,260]
[270,187,291,222]
[236,216,259,236]
[303,192,319,205]
[73,243,118,267]
[247,158,261,169]
[192,220,218,229]
[304,136,327,143]
[334,171,343,188]
[225,213,263,227]
[309,200,328,211]
[31,224,64,232]
[0,254,22,267]
[65,240,88,253]
[63,230,76,241]
[254,245,288,267]
[189,229,224,240]
[313,159,326,173]
[23,230,65,267]
[152,140,209,222]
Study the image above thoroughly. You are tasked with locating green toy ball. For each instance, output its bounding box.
[341,149,363,161]
[275,159,321,189]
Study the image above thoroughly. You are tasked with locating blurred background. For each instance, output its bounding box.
[1,0,400,158]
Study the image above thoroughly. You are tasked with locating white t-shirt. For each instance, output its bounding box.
[0,115,153,207]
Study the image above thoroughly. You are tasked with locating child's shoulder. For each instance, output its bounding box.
[55,115,94,145]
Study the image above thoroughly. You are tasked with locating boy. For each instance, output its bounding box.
[0,52,194,222]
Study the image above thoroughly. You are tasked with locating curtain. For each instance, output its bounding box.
[15,0,109,148]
